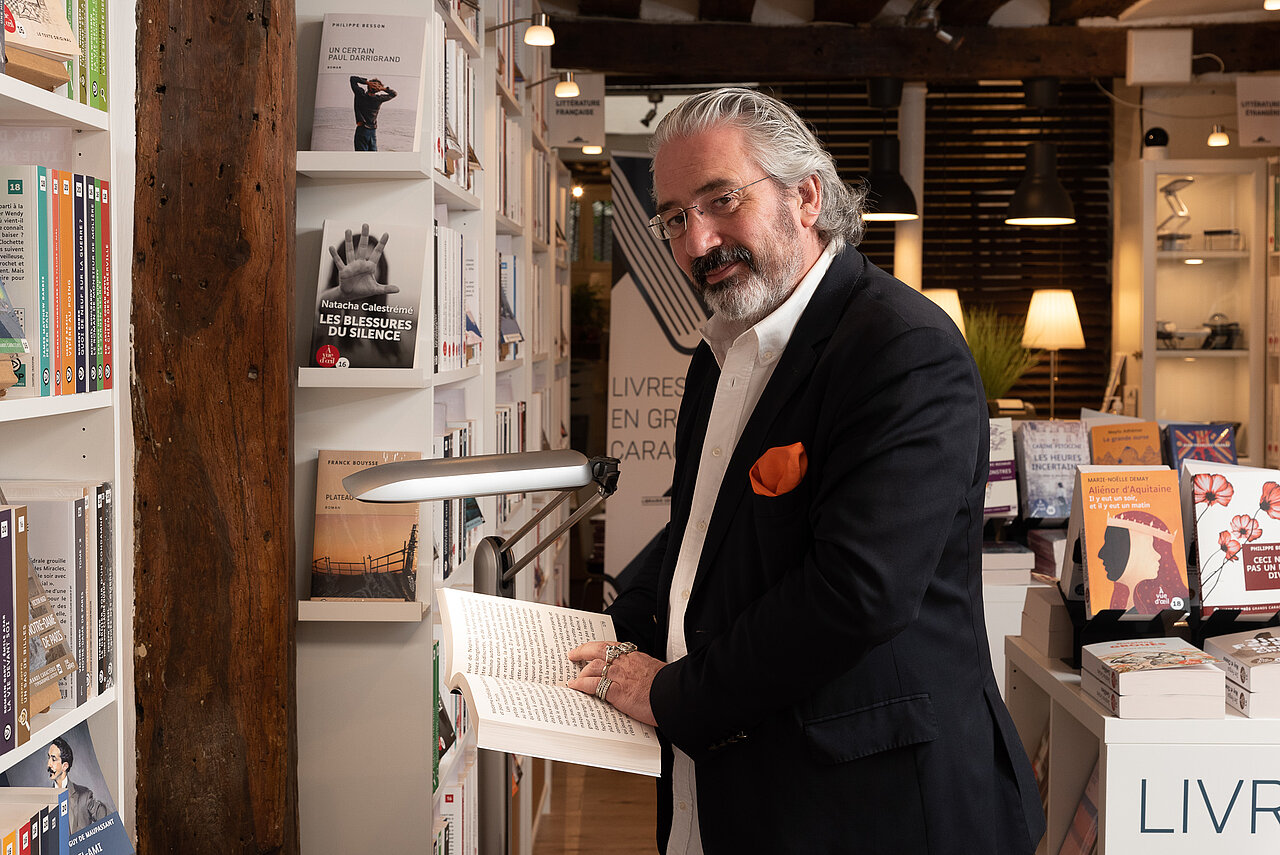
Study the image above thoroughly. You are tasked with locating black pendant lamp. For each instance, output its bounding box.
[863,78,919,222]
[1005,77,1075,227]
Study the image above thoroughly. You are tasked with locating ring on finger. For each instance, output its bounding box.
[601,662,610,680]
[595,677,612,700]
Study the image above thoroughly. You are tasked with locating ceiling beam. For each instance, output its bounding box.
[942,1,1008,27]
[577,0,642,18]
[551,18,1280,81]
[1049,0,1132,23]
[812,1,888,24]
[698,0,757,22]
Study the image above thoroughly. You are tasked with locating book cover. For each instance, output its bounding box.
[0,167,45,398]
[1181,460,1280,617]
[1080,636,1223,695]
[1202,628,1280,692]
[1056,757,1099,855]
[0,507,17,753]
[309,13,427,153]
[1164,422,1237,475]
[2,0,78,62]
[1015,420,1089,520]
[310,449,421,602]
[1225,679,1280,718]
[1073,465,1189,618]
[436,588,660,777]
[984,417,1017,518]
[25,563,77,714]
[307,220,429,370]
[1089,420,1162,465]
[1080,670,1224,719]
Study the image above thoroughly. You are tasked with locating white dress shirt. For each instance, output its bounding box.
[664,244,836,855]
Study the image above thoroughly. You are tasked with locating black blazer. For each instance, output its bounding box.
[608,247,1045,854]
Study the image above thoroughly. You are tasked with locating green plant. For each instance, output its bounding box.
[962,305,1040,399]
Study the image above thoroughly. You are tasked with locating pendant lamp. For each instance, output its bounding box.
[864,136,918,221]
[1005,142,1075,226]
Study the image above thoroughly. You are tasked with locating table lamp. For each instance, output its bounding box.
[1022,289,1085,419]
[922,288,966,339]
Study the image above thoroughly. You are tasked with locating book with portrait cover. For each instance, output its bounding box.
[1014,420,1089,520]
[307,220,431,370]
[1181,460,1280,617]
[308,13,428,152]
[310,449,422,602]
[436,588,660,777]
[1069,465,1189,618]
[1089,420,1162,466]
[1163,422,1237,475]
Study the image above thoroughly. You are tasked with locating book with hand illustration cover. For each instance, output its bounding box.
[1181,460,1280,617]
[308,220,430,370]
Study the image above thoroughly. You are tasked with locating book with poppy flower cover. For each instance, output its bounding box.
[1181,460,1280,617]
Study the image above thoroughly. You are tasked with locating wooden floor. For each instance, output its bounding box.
[533,762,659,855]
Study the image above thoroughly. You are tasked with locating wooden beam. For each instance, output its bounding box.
[1049,0,1132,23]
[698,0,757,22]
[942,1,1008,27]
[134,0,298,850]
[553,19,1280,81]
[812,1,888,24]
[577,0,643,18]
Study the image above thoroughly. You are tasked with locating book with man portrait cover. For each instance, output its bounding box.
[1180,460,1280,617]
[308,13,428,152]
[307,220,431,371]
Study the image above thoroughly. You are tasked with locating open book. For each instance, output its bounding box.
[437,588,660,777]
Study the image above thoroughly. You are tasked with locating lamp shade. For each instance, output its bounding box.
[524,13,555,46]
[553,71,579,98]
[1207,124,1230,147]
[1005,142,1075,226]
[863,136,918,222]
[1022,289,1084,350]
[922,289,966,338]
[343,449,593,503]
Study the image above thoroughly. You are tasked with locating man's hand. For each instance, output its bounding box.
[328,224,399,299]
[566,641,663,727]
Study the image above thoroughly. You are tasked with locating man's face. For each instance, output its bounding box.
[47,745,68,783]
[367,79,386,92]
[653,126,808,324]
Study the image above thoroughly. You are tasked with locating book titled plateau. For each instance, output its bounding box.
[1089,420,1162,465]
[311,449,422,602]
[1069,465,1189,618]
[1080,636,1224,695]
[1181,460,1280,617]
[984,417,1016,518]
[1014,420,1089,520]
[308,220,430,370]
[436,588,661,777]
[309,13,428,153]
[1163,422,1237,475]
[1203,628,1280,692]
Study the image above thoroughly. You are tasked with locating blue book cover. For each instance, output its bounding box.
[1163,422,1236,475]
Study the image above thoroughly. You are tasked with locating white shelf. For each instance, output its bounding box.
[298,599,429,622]
[434,363,483,386]
[0,390,114,423]
[0,76,108,130]
[1153,348,1250,358]
[497,78,521,114]
[1156,250,1249,261]
[298,365,432,388]
[441,8,481,57]
[296,150,433,179]
[434,173,482,210]
[496,211,523,235]
[0,688,118,772]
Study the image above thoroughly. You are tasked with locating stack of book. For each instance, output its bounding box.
[981,541,1035,585]
[1026,528,1067,581]
[1079,637,1225,719]
[1203,629,1280,718]
[1021,584,1073,660]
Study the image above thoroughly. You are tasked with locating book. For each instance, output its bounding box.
[2,0,78,62]
[1068,465,1189,617]
[1202,628,1280,692]
[1163,422,1237,475]
[1056,757,1099,855]
[310,449,421,602]
[1089,420,1162,465]
[1080,670,1224,719]
[0,790,63,855]
[307,220,430,370]
[1224,679,1280,718]
[1027,528,1068,580]
[309,13,428,153]
[1181,460,1280,617]
[981,541,1034,584]
[0,506,32,749]
[1014,420,1090,520]
[1080,636,1224,695]
[0,167,52,399]
[436,588,661,777]
[984,417,1017,518]
[25,563,77,715]
[0,507,22,753]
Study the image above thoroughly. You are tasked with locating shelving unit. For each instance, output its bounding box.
[1266,156,1278,467]
[1115,158,1267,462]
[0,0,136,836]
[291,1,572,852]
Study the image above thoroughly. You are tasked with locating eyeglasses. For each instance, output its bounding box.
[647,176,772,241]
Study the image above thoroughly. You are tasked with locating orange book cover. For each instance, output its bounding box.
[1090,421,1163,465]
[57,171,76,396]
[1077,466,1189,617]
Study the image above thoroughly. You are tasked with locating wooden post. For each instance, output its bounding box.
[133,0,298,850]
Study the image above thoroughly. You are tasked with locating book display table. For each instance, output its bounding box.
[1005,635,1280,854]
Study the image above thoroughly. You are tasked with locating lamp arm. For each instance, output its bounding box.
[486,16,530,33]
[502,486,608,585]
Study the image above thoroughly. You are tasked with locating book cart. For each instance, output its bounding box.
[0,2,135,841]
[291,1,573,852]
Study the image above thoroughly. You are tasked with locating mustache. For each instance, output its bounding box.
[690,245,754,288]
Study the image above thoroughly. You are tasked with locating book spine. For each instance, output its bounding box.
[97,483,113,693]
[14,506,29,747]
[49,172,63,397]
[1222,652,1253,691]
[99,179,111,390]
[85,176,98,391]
[93,0,108,112]
[0,508,15,754]
[37,167,52,396]
[72,173,87,394]
[74,496,88,705]
[1079,651,1119,692]
[58,171,74,397]
[74,0,88,105]
[57,790,68,855]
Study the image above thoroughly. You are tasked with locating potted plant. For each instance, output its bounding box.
[963,305,1039,403]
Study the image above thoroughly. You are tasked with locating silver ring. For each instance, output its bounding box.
[600,662,610,680]
[605,642,638,665]
[596,677,612,700]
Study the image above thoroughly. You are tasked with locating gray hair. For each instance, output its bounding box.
[649,87,865,252]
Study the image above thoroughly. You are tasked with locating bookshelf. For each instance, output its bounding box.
[0,0,136,838]
[292,1,572,851]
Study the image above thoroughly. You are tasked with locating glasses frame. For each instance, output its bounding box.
[647,175,772,241]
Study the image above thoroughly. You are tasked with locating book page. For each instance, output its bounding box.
[464,674,657,745]
[439,588,614,686]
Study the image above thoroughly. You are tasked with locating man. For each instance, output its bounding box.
[349,76,397,151]
[567,88,1045,854]
[47,736,108,833]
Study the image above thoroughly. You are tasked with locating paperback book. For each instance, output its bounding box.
[984,417,1017,519]
[1163,422,1237,475]
[309,13,428,153]
[1014,420,1090,520]
[1080,670,1224,719]
[308,220,430,370]
[1079,636,1223,695]
[1089,420,1162,466]
[1181,460,1280,617]
[436,588,660,777]
[1202,628,1280,692]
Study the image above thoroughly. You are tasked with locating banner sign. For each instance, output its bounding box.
[1237,74,1280,147]
[549,72,605,149]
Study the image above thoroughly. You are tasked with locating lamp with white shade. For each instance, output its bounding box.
[922,289,965,339]
[1022,289,1085,419]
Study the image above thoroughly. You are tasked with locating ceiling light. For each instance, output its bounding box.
[581,145,603,155]
[1207,124,1230,147]
[863,136,918,221]
[487,12,555,47]
[553,71,579,98]
[1005,142,1075,227]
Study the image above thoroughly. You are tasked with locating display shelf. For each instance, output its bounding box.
[0,390,114,423]
[296,149,433,179]
[0,689,119,775]
[297,365,432,389]
[298,599,429,622]
[1156,250,1249,262]
[1153,349,1249,358]
[497,211,523,234]
[434,172,483,210]
[497,78,521,114]
[0,76,108,129]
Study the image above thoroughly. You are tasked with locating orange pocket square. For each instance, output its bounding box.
[750,442,807,497]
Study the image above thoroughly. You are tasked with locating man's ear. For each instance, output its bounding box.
[797,175,821,229]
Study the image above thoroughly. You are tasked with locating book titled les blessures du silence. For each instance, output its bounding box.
[308,220,429,370]
[309,13,428,153]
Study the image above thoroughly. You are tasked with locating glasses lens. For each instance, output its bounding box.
[647,216,671,241]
